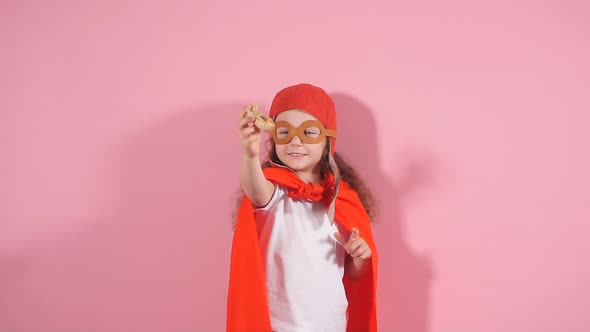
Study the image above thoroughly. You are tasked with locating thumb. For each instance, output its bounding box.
[351,227,360,240]
[334,231,347,246]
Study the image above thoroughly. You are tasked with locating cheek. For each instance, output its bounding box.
[310,144,327,158]
[274,145,287,156]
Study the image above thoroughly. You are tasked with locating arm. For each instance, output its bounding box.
[335,228,372,279]
[238,104,275,207]
[240,155,275,207]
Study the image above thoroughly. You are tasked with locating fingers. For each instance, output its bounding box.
[348,237,364,253]
[240,103,271,134]
[334,231,347,246]
[239,104,261,140]
[350,242,371,259]
[239,104,251,117]
[334,228,371,259]
[240,103,258,119]
[239,107,255,127]
[240,124,260,141]
[355,249,371,259]
[239,107,248,118]
[241,126,258,138]
[351,228,360,240]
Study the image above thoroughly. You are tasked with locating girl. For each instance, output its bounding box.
[227,83,378,332]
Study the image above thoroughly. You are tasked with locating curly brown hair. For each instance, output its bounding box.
[233,139,377,224]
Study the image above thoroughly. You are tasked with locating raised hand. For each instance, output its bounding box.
[238,103,262,159]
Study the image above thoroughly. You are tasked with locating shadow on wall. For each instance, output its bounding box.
[98,103,244,331]
[332,93,436,332]
[0,103,243,332]
[0,95,435,332]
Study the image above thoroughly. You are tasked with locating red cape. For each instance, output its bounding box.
[227,167,378,331]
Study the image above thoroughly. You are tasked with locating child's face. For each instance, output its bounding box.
[273,110,327,178]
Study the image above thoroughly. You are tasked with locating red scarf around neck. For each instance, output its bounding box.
[227,167,378,332]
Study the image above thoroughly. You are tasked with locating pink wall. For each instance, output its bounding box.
[2,1,589,331]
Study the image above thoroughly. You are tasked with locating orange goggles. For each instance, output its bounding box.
[270,120,337,145]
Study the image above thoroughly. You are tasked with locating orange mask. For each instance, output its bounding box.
[270,120,337,145]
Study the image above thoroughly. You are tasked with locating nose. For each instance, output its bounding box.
[289,135,303,145]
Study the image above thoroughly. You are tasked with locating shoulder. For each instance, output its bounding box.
[338,180,360,199]
[253,184,287,212]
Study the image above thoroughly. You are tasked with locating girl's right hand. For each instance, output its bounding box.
[239,103,261,159]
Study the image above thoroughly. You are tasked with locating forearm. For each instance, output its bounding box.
[240,155,274,207]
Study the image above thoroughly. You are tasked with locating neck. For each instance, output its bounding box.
[295,170,322,184]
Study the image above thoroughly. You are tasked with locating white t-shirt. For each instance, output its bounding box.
[254,185,349,332]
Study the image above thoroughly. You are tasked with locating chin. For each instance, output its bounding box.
[279,161,308,172]
[277,155,319,173]
[284,163,308,172]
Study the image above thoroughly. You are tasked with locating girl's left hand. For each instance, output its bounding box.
[334,228,372,260]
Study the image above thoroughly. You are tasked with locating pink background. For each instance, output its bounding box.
[2,1,589,331]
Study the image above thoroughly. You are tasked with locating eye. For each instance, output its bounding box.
[276,127,290,138]
[304,126,320,137]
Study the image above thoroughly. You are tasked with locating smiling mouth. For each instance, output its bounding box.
[288,153,307,157]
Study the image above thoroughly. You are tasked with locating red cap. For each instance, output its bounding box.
[269,83,337,153]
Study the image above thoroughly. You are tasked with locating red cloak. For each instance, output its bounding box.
[227,167,378,331]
